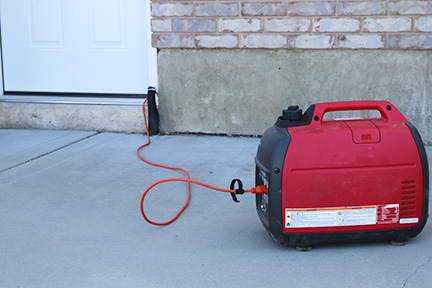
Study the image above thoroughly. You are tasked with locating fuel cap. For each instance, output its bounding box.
[282,106,303,121]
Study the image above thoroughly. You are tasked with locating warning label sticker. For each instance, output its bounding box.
[377,204,399,224]
[285,204,399,228]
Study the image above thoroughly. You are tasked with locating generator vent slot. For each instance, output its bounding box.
[400,180,416,216]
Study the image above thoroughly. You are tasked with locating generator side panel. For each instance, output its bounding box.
[281,120,426,239]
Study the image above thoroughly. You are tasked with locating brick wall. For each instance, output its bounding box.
[151,0,432,49]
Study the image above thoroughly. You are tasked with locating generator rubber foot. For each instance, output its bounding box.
[390,240,408,246]
[295,245,312,252]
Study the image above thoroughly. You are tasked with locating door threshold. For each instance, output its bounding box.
[0,95,146,106]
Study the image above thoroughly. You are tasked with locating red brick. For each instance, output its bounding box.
[288,34,336,49]
[363,17,411,32]
[173,19,217,33]
[265,18,310,32]
[313,18,361,32]
[219,18,262,32]
[152,34,195,48]
[242,2,287,16]
[338,34,385,48]
[389,1,431,15]
[195,3,239,17]
[289,1,335,16]
[339,1,387,16]
[415,16,432,32]
[196,34,239,48]
[151,3,193,17]
[388,34,432,49]
[240,34,286,48]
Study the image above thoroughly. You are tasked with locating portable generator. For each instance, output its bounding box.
[255,101,429,249]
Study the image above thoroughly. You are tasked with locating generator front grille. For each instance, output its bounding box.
[401,180,416,216]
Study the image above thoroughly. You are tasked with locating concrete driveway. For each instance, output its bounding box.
[1,129,431,287]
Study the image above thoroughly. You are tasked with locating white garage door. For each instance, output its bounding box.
[0,0,156,95]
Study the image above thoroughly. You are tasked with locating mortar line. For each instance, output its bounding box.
[0,132,102,174]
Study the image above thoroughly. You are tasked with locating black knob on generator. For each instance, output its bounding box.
[283,106,303,121]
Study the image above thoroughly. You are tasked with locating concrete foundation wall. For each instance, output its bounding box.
[0,103,146,134]
[158,49,432,144]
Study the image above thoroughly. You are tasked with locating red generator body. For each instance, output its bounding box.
[255,101,429,248]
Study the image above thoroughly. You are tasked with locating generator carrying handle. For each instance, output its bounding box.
[312,101,408,124]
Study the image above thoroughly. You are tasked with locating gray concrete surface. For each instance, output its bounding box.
[1,129,431,288]
[158,49,432,144]
[0,102,146,134]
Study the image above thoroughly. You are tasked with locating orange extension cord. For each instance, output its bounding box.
[137,99,266,226]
